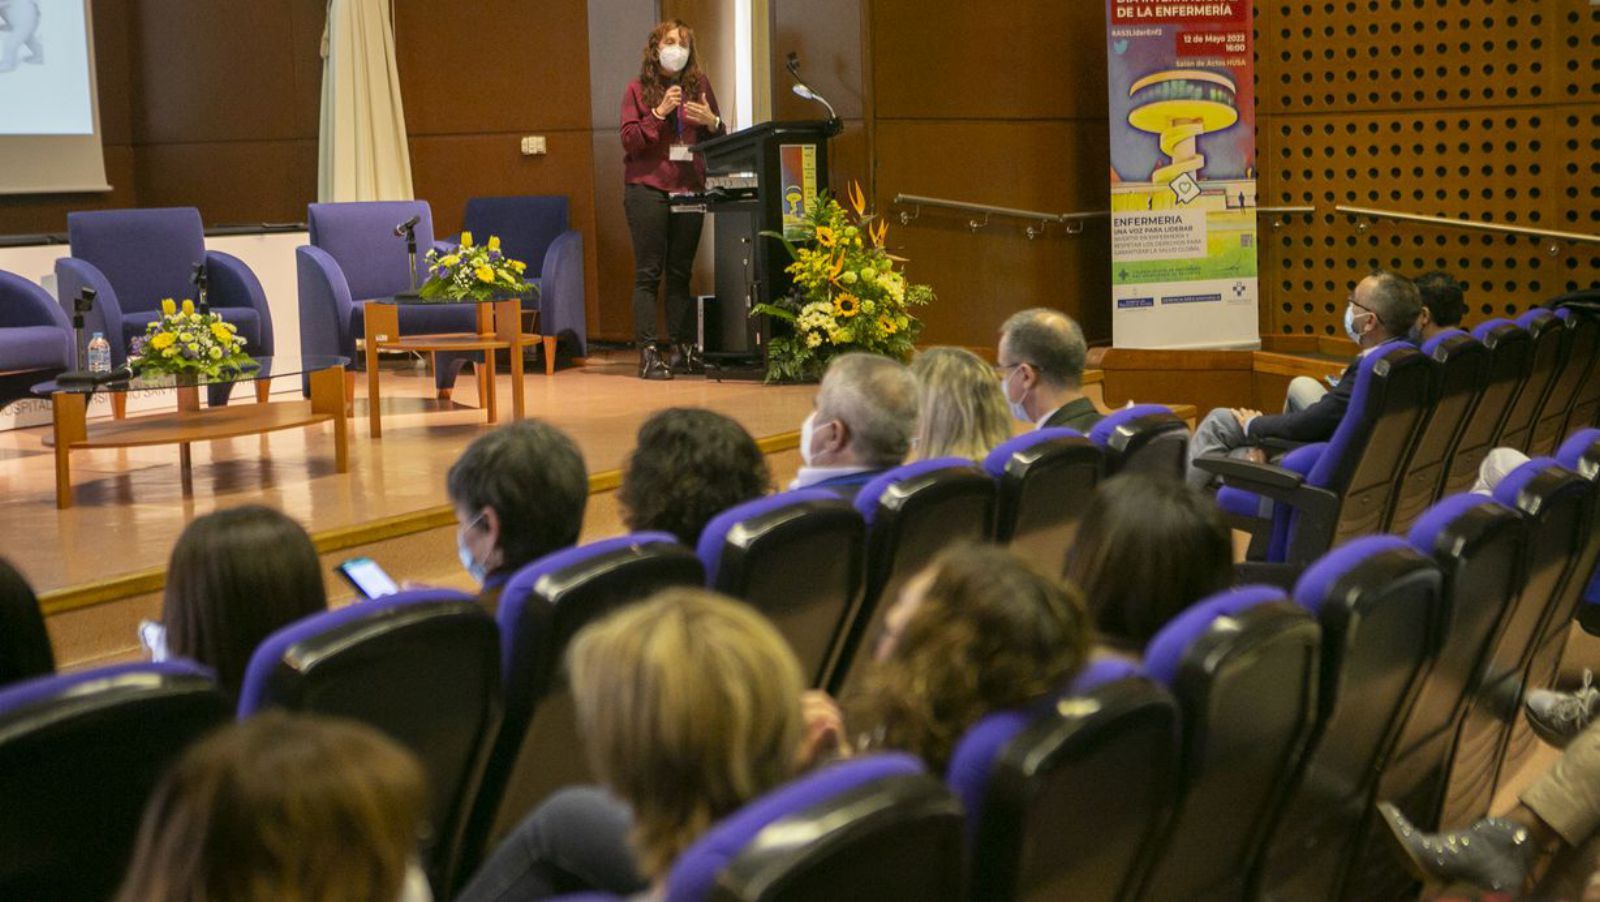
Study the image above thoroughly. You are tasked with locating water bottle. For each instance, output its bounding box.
[87,332,111,373]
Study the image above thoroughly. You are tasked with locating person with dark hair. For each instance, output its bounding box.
[156,506,327,698]
[996,307,1102,432]
[0,557,52,688]
[619,408,771,545]
[845,544,1093,773]
[621,18,726,380]
[447,420,589,614]
[1414,270,1469,342]
[1064,474,1234,650]
[1185,271,1423,489]
[116,711,430,902]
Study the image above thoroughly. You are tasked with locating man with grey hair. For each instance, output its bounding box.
[996,308,1103,433]
[789,352,919,496]
[1185,271,1423,490]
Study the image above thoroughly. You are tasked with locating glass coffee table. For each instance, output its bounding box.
[33,356,349,509]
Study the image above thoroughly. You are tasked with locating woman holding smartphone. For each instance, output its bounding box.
[621,19,725,380]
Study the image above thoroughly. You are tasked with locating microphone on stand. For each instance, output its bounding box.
[394,215,422,291]
[57,287,127,386]
[393,214,422,237]
[190,261,209,315]
[784,52,842,136]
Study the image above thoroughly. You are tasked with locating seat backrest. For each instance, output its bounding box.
[67,207,206,313]
[1559,427,1600,480]
[237,590,501,895]
[466,534,706,870]
[663,754,963,902]
[1088,403,1191,480]
[0,559,53,689]
[698,490,866,688]
[1496,309,1566,452]
[1260,536,1442,900]
[952,659,1180,902]
[1443,320,1534,495]
[307,200,436,300]
[827,460,997,694]
[1387,331,1491,533]
[0,662,230,900]
[1138,587,1321,901]
[462,196,571,277]
[1532,310,1600,455]
[982,429,1102,576]
[1561,311,1600,437]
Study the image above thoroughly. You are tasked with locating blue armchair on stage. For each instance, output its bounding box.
[460,195,587,372]
[55,207,274,407]
[297,200,480,396]
[0,271,73,410]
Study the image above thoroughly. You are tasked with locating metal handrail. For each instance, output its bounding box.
[1335,205,1600,248]
[892,193,1315,238]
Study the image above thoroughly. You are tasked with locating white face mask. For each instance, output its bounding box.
[1003,367,1031,423]
[456,512,488,585]
[1344,304,1372,345]
[659,44,689,73]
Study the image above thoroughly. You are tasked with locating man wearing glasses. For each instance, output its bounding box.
[1184,271,1422,490]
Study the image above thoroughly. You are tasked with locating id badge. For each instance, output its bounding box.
[669,143,694,162]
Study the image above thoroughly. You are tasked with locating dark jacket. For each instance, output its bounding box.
[1041,397,1104,434]
[811,468,889,499]
[1247,340,1403,444]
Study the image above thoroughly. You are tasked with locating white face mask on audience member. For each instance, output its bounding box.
[456,510,490,585]
[1344,301,1376,346]
[1002,366,1031,423]
[800,411,839,467]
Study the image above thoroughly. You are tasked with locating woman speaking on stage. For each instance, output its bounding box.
[620,19,725,381]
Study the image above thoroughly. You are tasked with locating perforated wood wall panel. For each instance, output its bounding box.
[1255,0,1599,336]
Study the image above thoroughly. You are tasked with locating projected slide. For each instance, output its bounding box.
[0,0,94,135]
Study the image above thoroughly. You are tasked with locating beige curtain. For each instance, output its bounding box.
[317,0,413,202]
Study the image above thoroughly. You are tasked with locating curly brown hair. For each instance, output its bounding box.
[619,408,771,545]
[638,19,705,109]
[845,544,1093,774]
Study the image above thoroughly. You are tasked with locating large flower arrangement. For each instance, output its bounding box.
[420,232,534,302]
[131,298,255,378]
[755,183,934,382]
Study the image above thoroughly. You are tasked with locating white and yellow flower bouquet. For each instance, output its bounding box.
[420,232,534,303]
[131,298,255,378]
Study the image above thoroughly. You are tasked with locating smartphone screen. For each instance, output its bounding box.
[337,557,399,599]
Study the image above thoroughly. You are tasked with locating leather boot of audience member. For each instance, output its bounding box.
[639,345,673,381]
[1378,803,1538,893]
[670,342,705,375]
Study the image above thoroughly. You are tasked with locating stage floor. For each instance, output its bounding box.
[0,354,814,597]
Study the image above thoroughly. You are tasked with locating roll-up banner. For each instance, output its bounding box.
[1106,1,1259,349]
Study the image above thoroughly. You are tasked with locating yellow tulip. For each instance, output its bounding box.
[460,231,474,248]
[475,265,496,283]
[488,235,501,251]
[149,332,176,350]
[181,299,195,315]
[161,298,177,316]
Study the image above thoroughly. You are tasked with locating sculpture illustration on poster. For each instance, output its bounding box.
[1106,0,1260,349]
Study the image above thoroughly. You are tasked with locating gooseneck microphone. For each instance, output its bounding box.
[392,214,422,237]
[783,52,842,135]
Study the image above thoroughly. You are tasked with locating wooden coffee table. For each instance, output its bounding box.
[34,356,350,509]
[362,296,526,438]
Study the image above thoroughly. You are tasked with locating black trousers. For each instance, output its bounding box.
[624,182,703,345]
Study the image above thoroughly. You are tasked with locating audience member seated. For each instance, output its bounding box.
[1413,270,1470,343]
[146,506,327,698]
[457,588,833,901]
[996,307,1103,433]
[1063,474,1233,653]
[1186,271,1423,489]
[1378,719,1600,898]
[447,420,589,614]
[841,543,1093,773]
[116,711,430,902]
[790,352,919,496]
[0,556,52,688]
[618,407,771,545]
[908,347,1012,462]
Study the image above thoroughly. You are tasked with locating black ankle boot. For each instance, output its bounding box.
[1378,802,1537,892]
[670,342,705,375]
[639,345,673,380]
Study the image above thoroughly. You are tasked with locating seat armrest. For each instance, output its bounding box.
[206,250,274,355]
[295,245,356,361]
[1194,455,1307,494]
[54,257,126,364]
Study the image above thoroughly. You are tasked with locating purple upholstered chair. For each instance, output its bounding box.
[1201,344,1434,567]
[1386,330,1491,534]
[1341,493,1527,897]
[1529,309,1600,456]
[1088,403,1190,479]
[983,428,1101,576]
[698,489,865,688]
[1439,319,1535,495]
[297,200,480,394]
[460,533,703,886]
[0,661,229,900]
[55,207,274,405]
[1139,586,1320,901]
[460,196,587,367]
[0,269,72,410]
[1560,310,1600,437]
[1562,429,1600,635]
[947,659,1179,901]
[1490,458,1599,791]
[1257,536,1443,901]
[827,459,997,695]
[238,589,502,895]
[1495,308,1566,453]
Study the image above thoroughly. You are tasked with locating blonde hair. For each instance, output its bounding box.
[116,711,427,902]
[910,347,1013,461]
[569,589,806,879]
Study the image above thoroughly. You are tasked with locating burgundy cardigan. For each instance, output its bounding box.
[620,76,726,194]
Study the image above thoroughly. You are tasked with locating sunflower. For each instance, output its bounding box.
[878,314,897,335]
[814,226,837,248]
[834,294,861,318]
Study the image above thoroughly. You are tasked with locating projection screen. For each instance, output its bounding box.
[0,0,110,195]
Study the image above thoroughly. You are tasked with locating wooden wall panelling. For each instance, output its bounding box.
[1097,348,1256,413]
